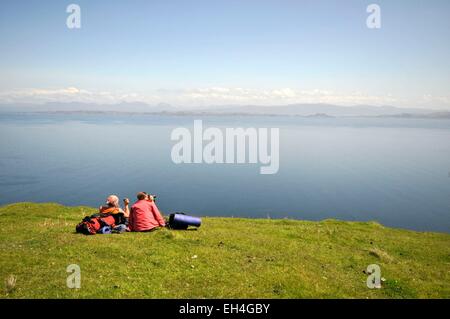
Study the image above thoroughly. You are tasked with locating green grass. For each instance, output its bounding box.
[0,202,449,299]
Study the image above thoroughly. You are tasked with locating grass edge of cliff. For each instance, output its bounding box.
[0,202,449,299]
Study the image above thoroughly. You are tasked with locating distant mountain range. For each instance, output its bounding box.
[0,102,449,118]
[0,102,176,113]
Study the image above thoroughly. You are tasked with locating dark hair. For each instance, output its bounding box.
[137,192,147,200]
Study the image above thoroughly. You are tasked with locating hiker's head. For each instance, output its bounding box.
[106,195,119,207]
[137,192,147,200]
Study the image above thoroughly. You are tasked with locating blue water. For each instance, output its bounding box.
[1,112,449,232]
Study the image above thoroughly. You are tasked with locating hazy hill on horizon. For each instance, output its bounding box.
[0,101,449,118]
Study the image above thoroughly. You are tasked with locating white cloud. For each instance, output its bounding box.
[0,87,144,105]
[180,87,405,107]
[0,86,449,110]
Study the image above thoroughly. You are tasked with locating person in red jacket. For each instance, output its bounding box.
[127,192,165,232]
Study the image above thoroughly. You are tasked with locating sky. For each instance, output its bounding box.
[0,0,449,109]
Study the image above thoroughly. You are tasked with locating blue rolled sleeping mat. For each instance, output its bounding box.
[168,213,201,230]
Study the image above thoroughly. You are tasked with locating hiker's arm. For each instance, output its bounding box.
[151,202,166,227]
[128,207,134,230]
[123,198,130,218]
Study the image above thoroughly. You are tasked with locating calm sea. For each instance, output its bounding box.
[1,112,449,232]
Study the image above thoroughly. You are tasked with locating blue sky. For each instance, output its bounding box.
[0,0,449,108]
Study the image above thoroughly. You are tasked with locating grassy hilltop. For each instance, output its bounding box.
[0,203,449,299]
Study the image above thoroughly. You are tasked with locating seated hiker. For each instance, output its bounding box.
[128,192,166,232]
[98,195,124,215]
[98,194,129,227]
